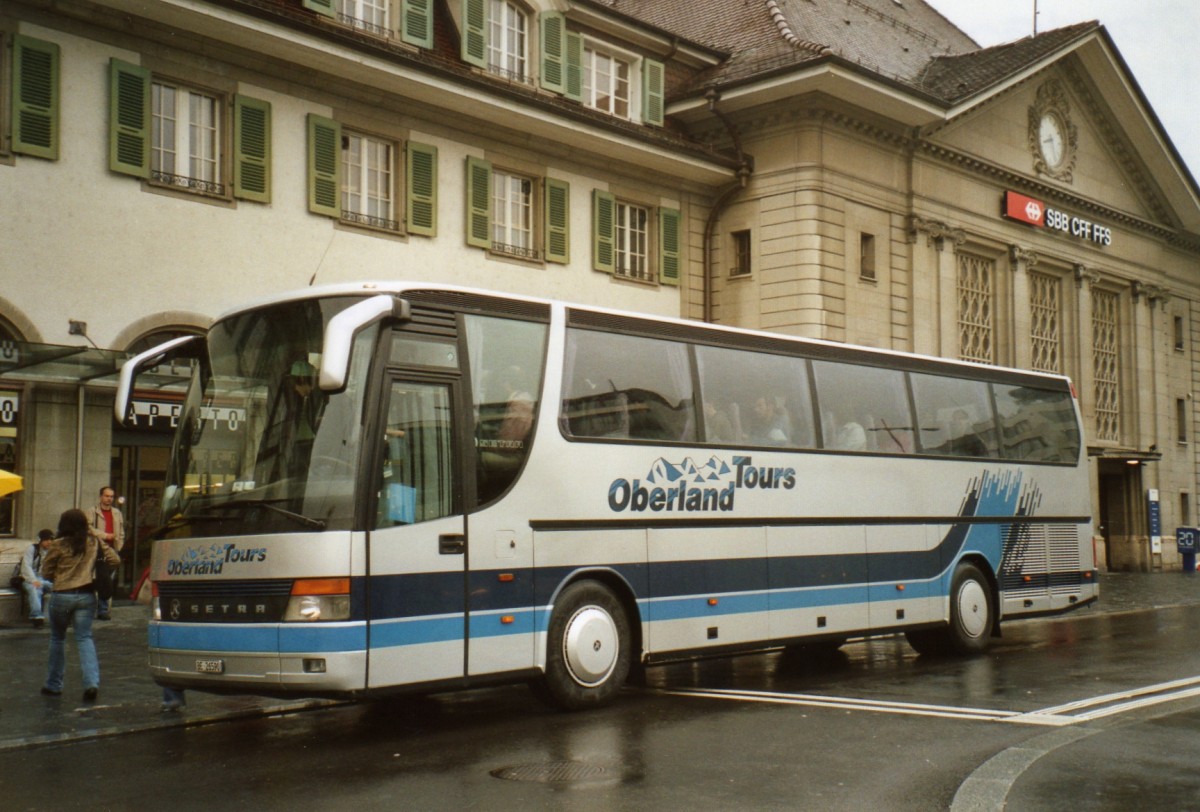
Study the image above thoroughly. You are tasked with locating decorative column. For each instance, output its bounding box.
[909,216,965,358]
[1074,264,1098,437]
[1009,245,1039,370]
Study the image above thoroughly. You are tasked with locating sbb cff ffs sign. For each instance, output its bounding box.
[1003,191,1113,246]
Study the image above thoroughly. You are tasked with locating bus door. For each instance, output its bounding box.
[366,376,467,689]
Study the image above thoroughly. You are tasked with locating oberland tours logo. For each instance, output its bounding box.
[608,455,795,513]
[167,543,268,575]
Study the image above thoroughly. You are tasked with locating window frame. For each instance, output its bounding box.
[149,77,226,196]
[486,0,529,82]
[582,42,632,119]
[340,127,400,232]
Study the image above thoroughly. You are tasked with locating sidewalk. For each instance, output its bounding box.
[1,571,1198,751]
[0,601,336,752]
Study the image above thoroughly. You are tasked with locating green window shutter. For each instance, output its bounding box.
[659,207,681,286]
[12,36,60,160]
[592,189,615,274]
[108,59,151,178]
[462,0,487,68]
[302,0,336,18]
[233,95,271,203]
[401,0,434,48]
[406,142,438,236]
[544,178,570,264]
[307,114,341,217]
[465,156,492,248]
[642,58,665,127]
[540,12,566,94]
[565,32,583,102]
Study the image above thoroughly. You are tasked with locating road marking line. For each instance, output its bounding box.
[661,687,1020,722]
[663,675,1200,727]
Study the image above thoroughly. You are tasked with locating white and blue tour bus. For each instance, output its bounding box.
[117,283,1097,710]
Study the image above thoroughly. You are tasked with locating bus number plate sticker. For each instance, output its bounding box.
[195,658,225,674]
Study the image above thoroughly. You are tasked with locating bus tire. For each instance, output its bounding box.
[536,581,632,711]
[905,562,994,656]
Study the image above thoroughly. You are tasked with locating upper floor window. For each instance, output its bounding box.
[307,114,438,236]
[151,81,222,194]
[110,59,271,203]
[591,191,679,286]
[488,0,527,81]
[342,131,397,231]
[731,230,752,277]
[583,47,630,118]
[304,0,431,46]
[464,156,569,264]
[492,170,534,257]
[336,0,389,36]
[615,201,648,281]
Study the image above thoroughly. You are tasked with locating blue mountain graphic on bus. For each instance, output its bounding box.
[645,456,733,486]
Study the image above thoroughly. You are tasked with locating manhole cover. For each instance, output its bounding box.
[490,761,609,783]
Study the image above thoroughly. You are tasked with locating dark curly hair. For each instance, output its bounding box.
[57,508,89,556]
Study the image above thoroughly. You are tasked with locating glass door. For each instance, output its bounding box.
[367,378,467,688]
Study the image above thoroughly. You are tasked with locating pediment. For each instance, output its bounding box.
[928,60,1172,227]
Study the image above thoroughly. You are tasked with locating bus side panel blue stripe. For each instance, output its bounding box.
[369,616,465,648]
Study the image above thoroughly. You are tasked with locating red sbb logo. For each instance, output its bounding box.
[1005,191,1045,226]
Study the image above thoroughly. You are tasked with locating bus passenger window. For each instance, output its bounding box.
[561,329,696,443]
[910,373,996,458]
[695,346,814,449]
[994,383,1080,462]
[813,361,913,453]
[467,315,548,506]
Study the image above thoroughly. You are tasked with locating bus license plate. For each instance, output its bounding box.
[195,658,225,674]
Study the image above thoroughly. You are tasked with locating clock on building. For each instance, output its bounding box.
[1038,111,1066,168]
[1029,81,1076,182]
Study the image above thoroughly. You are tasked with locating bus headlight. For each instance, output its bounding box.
[284,594,351,622]
[284,578,351,622]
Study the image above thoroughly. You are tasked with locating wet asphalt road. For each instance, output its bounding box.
[3,576,1200,810]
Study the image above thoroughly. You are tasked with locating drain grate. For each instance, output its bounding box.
[490,761,609,784]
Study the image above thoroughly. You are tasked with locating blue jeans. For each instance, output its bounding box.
[45,591,99,692]
[23,579,53,619]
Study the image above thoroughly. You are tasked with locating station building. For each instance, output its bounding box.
[1,0,1197,577]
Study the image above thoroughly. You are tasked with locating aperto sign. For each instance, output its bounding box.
[1003,191,1113,247]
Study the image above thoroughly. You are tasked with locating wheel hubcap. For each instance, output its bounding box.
[957,579,989,638]
[563,605,619,686]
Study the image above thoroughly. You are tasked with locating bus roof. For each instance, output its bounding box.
[215,281,1075,390]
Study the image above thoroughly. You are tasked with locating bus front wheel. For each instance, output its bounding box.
[536,581,632,711]
[906,562,994,656]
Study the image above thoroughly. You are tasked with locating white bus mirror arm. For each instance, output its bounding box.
[320,295,411,392]
[114,335,199,423]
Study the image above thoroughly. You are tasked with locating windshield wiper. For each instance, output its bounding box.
[227,499,328,531]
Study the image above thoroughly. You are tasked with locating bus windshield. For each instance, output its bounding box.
[161,296,374,538]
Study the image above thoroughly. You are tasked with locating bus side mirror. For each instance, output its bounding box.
[114,335,200,424]
[320,295,410,392]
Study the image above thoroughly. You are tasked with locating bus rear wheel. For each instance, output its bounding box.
[535,581,632,711]
[905,562,994,656]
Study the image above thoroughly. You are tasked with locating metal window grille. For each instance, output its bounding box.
[336,0,389,36]
[957,252,994,364]
[1092,288,1121,442]
[1029,271,1061,373]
